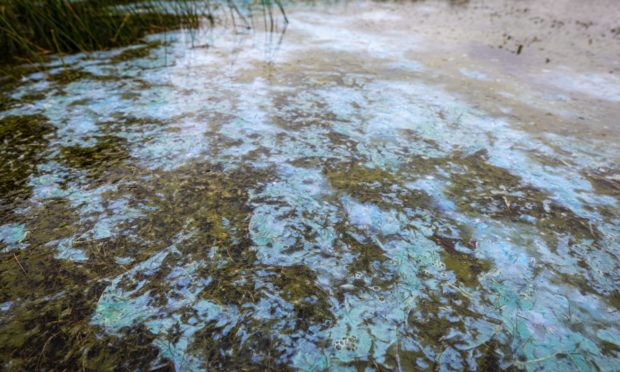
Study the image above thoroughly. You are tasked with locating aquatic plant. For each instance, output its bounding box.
[1,2,619,370]
[0,114,53,201]
[0,0,287,65]
[0,0,199,64]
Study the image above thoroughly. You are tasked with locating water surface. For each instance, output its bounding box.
[1,0,620,370]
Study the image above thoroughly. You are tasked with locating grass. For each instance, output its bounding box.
[0,0,288,66]
[0,0,196,64]
[0,0,288,113]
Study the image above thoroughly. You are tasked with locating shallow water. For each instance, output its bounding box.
[1,0,620,370]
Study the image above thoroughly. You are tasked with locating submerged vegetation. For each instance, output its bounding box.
[0,114,53,201]
[1,0,619,370]
[59,136,129,172]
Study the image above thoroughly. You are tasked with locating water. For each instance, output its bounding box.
[1,0,619,370]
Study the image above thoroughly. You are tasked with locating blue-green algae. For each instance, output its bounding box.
[0,4,619,371]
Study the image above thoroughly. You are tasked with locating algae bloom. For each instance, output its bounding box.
[1,0,620,370]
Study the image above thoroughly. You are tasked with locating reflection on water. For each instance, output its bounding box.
[1,1,620,370]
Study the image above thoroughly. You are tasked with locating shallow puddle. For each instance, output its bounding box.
[1,0,620,370]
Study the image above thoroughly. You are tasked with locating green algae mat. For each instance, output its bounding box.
[1,1,620,370]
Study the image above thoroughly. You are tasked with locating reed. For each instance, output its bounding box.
[0,0,287,65]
